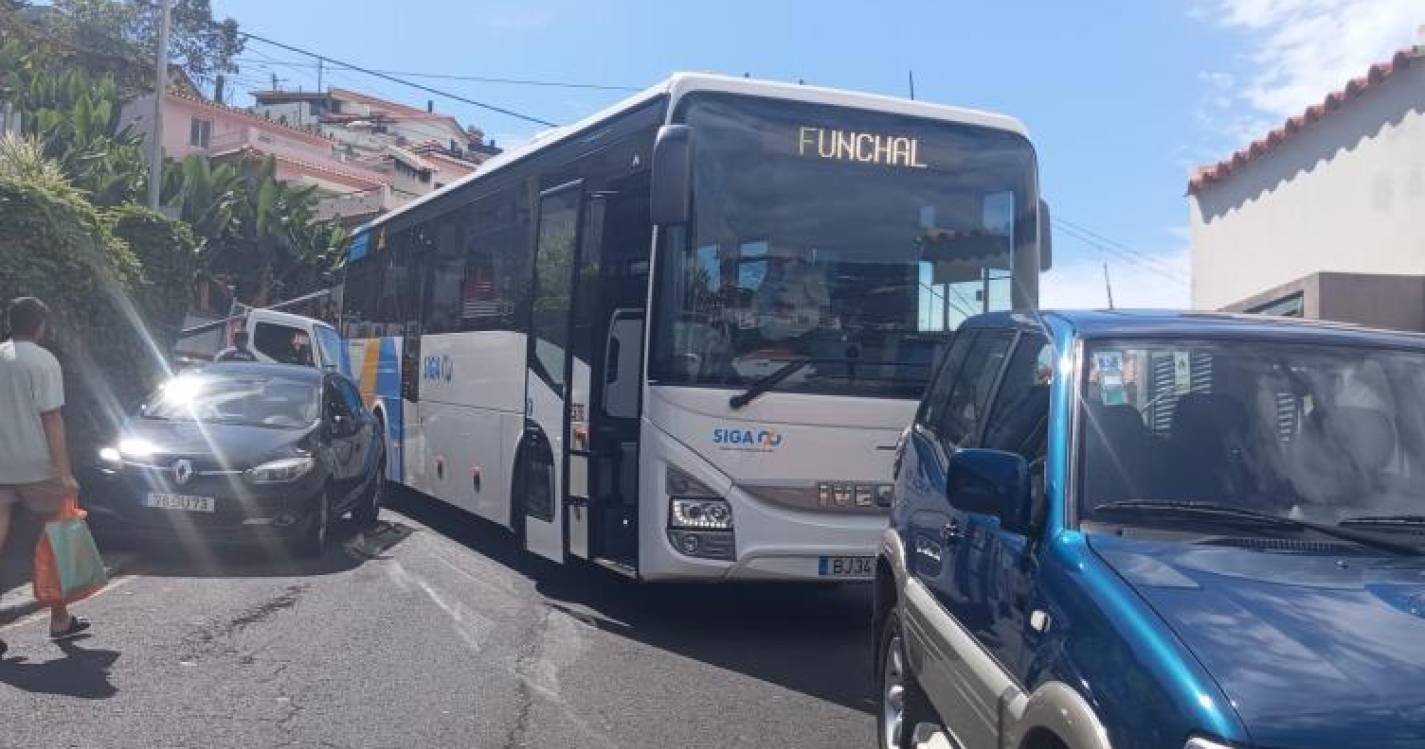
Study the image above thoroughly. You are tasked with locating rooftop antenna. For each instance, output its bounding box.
[908,70,916,100]
[1103,262,1116,310]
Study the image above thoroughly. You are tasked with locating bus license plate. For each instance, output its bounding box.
[145,493,215,513]
[819,556,873,578]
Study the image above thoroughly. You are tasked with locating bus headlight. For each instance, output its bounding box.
[670,498,734,530]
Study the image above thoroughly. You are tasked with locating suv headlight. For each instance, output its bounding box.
[247,456,315,484]
[1185,738,1235,749]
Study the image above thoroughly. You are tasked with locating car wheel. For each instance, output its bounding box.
[879,610,935,749]
[351,460,385,529]
[296,490,331,558]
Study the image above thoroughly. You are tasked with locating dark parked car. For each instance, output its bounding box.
[875,311,1425,749]
[87,363,386,556]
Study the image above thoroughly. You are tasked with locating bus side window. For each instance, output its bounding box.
[423,213,466,335]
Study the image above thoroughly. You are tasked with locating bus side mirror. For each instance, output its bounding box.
[651,124,692,226]
[1039,199,1053,271]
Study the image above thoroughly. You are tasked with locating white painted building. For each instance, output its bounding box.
[1188,42,1425,328]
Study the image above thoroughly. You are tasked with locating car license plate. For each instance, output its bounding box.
[819,556,873,578]
[145,493,215,513]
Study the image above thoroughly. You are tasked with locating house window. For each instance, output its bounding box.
[189,117,212,148]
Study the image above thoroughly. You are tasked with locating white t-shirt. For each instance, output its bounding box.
[0,340,65,485]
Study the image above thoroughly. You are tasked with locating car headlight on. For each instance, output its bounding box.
[246,456,315,484]
[1185,737,1236,749]
[670,498,733,530]
[98,446,122,467]
[118,438,158,458]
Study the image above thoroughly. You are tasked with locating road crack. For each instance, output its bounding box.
[501,607,552,749]
[178,584,309,662]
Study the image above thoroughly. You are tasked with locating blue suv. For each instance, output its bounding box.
[874,310,1425,749]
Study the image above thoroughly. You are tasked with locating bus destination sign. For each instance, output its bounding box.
[797,126,928,169]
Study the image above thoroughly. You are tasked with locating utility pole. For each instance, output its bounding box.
[908,70,916,100]
[316,57,324,92]
[1103,262,1116,310]
[147,0,171,210]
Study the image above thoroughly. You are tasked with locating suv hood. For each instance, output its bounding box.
[1090,534,1425,749]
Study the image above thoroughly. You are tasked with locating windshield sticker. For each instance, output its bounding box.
[797,127,928,169]
[712,427,785,452]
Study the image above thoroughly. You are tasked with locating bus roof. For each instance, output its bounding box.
[354,72,1030,236]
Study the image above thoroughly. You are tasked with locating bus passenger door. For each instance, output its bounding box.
[523,181,584,563]
[583,171,652,571]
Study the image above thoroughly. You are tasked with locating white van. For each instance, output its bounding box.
[238,308,343,370]
[176,307,343,371]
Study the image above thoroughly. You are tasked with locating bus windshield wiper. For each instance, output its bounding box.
[1092,500,1425,556]
[729,357,811,410]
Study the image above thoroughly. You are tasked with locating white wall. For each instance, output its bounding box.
[1190,61,1425,310]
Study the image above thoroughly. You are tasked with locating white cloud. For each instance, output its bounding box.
[1041,245,1191,310]
[1198,0,1424,118]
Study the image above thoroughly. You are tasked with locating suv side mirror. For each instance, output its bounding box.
[946,448,1035,534]
[651,124,692,226]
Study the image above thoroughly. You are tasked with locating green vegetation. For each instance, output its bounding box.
[0,3,348,452]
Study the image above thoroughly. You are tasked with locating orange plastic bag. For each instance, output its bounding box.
[33,494,106,606]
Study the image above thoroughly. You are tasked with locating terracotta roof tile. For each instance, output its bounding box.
[1188,46,1422,195]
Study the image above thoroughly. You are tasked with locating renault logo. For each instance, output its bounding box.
[173,459,194,486]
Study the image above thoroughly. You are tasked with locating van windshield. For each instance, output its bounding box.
[1079,339,1425,527]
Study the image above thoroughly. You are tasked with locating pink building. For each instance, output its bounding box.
[123,89,393,227]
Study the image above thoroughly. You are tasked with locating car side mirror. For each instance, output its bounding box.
[650,124,692,226]
[945,448,1035,535]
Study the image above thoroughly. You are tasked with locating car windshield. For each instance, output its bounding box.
[142,371,321,430]
[1079,338,1425,527]
[649,94,1040,399]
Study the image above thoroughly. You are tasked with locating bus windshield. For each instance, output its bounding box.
[650,94,1040,399]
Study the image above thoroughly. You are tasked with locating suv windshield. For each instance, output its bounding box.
[649,94,1040,399]
[1079,338,1425,527]
[142,372,321,430]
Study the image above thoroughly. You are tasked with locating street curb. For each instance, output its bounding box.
[0,552,136,627]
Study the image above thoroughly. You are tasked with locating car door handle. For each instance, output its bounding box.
[940,520,963,545]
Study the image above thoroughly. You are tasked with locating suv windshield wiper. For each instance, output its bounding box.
[728,357,811,410]
[1092,500,1424,556]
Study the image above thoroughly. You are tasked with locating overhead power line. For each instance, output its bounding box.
[1052,220,1189,286]
[237,30,558,127]
[232,57,640,92]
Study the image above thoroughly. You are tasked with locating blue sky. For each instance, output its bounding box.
[215,0,1423,309]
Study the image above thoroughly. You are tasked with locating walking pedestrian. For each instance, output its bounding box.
[0,297,91,658]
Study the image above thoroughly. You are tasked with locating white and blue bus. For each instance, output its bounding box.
[339,73,1048,581]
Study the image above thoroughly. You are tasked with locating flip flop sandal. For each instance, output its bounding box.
[49,616,90,641]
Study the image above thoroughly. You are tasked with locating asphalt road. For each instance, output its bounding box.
[0,492,877,748]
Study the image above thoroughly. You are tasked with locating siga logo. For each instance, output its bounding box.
[422,354,453,383]
[712,427,785,451]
